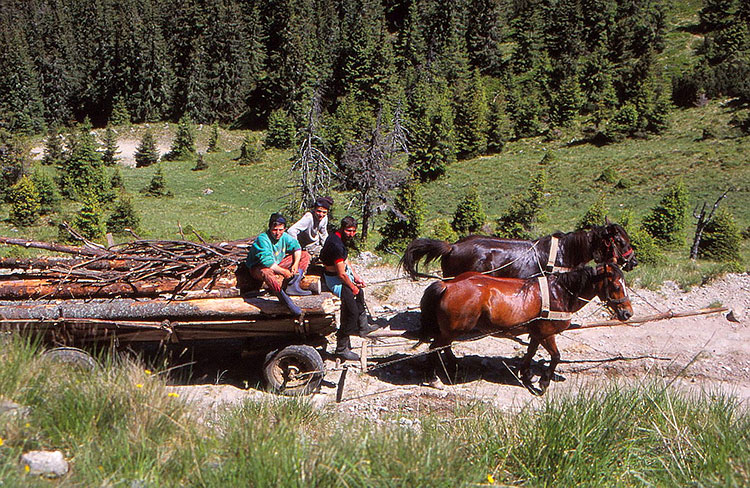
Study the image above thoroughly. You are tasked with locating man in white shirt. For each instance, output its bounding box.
[286,196,332,257]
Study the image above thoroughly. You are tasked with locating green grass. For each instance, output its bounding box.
[1,338,748,486]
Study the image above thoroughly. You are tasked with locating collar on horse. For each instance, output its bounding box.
[536,275,573,321]
[544,236,572,274]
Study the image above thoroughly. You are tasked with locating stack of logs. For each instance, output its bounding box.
[0,236,338,345]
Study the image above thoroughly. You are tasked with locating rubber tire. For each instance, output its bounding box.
[263,345,324,396]
[42,347,97,371]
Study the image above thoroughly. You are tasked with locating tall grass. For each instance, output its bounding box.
[2,337,747,486]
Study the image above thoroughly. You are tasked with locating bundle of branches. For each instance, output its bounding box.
[0,231,253,300]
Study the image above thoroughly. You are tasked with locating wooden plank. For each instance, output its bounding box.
[567,307,729,330]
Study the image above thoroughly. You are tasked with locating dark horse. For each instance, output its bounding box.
[400,221,636,280]
[418,263,633,394]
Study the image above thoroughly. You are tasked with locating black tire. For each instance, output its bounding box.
[42,347,97,371]
[263,345,324,395]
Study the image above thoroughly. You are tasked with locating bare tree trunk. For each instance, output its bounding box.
[690,189,729,260]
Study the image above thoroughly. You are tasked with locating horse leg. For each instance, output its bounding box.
[426,337,457,389]
[538,335,561,394]
[519,336,540,390]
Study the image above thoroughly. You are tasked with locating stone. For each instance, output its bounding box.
[20,450,69,478]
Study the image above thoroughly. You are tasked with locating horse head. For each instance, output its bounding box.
[593,262,633,321]
[592,219,638,271]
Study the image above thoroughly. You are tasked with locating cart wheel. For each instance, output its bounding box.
[42,347,97,371]
[263,345,324,395]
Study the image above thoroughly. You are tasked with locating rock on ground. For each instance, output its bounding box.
[21,450,70,478]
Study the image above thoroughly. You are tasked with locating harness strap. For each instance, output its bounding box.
[537,276,573,321]
[545,236,572,273]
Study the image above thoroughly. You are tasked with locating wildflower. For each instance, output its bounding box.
[145,369,152,375]
[487,474,495,484]
[136,383,143,388]
[24,465,30,473]
[0,437,3,447]
[167,392,179,398]
[24,423,30,428]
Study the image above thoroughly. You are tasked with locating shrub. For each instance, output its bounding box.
[164,115,196,160]
[142,165,172,197]
[377,181,425,253]
[698,207,741,262]
[110,167,124,189]
[30,168,61,215]
[432,220,458,242]
[73,193,105,240]
[621,211,663,265]
[238,135,263,165]
[206,123,221,152]
[495,170,546,239]
[266,109,295,149]
[642,179,689,248]
[41,129,65,166]
[193,153,208,171]
[56,119,109,202]
[452,189,486,237]
[109,96,131,126]
[597,166,617,184]
[8,175,40,226]
[135,131,159,168]
[107,194,140,234]
[576,195,608,230]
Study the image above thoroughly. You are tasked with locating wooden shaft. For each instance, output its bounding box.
[567,307,729,330]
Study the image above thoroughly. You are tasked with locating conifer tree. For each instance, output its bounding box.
[377,180,425,253]
[642,179,689,248]
[238,135,263,165]
[110,166,125,190]
[165,115,196,160]
[407,80,456,182]
[620,210,663,265]
[432,220,458,243]
[0,129,27,198]
[142,165,172,197]
[206,123,221,152]
[73,193,106,240]
[495,170,547,239]
[102,128,120,166]
[452,189,486,237]
[454,68,488,158]
[550,75,583,127]
[486,92,512,153]
[58,119,109,202]
[266,109,296,149]
[193,152,208,171]
[698,207,741,262]
[30,168,61,215]
[8,175,40,227]
[41,129,65,167]
[109,97,131,126]
[107,193,141,234]
[135,130,160,168]
[0,28,45,134]
[576,195,609,230]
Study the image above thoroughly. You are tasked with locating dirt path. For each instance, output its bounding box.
[175,266,750,417]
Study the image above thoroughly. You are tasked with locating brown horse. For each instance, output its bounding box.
[400,221,637,281]
[418,263,633,394]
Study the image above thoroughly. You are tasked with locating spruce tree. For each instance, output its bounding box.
[238,135,263,165]
[41,129,65,166]
[142,165,172,197]
[102,128,120,166]
[432,220,458,243]
[454,68,488,159]
[486,92,512,153]
[576,195,609,230]
[266,109,296,149]
[30,168,61,215]
[621,210,663,265]
[8,175,40,227]
[58,119,109,202]
[697,207,741,262]
[73,193,106,240]
[135,130,160,168]
[642,179,689,248]
[495,170,547,239]
[193,152,208,171]
[110,167,125,190]
[0,28,45,134]
[377,180,425,253]
[407,80,456,182]
[0,130,27,198]
[452,189,486,237]
[206,123,221,152]
[109,97,131,126]
[107,193,140,234]
[165,115,196,160]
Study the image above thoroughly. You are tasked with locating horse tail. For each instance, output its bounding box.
[399,238,452,280]
[416,280,448,344]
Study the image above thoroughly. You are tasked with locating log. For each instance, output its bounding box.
[0,236,106,256]
[567,307,730,330]
[0,294,339,321]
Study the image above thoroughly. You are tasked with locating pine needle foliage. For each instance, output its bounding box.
[73,193,106,240]
[107,193,140,234]
[698,207,741,262]
[165,115,196,161]
[452,189,486,236]
[495,170,547,239]
[30,168,61,215]
[135,131,160,168]
[643,179,689,248]
[8,175,40,226]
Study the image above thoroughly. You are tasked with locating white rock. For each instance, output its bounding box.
[21,450,69,478]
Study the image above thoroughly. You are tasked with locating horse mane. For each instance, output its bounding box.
[555,228,595,265]
[554,266,594,297]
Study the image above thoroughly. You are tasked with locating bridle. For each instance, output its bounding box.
[595,263,630,313]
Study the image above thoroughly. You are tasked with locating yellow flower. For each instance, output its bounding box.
[136,383,143,388]
[24,465,30,473]
[0,437,4,447]
[25,423,30,428]
[167,392,179,398]
[145,369,152,375]
[487,474,495,484]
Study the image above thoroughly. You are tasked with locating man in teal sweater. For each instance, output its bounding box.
[246,213,311,315]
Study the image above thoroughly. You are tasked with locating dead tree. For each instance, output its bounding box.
[690,188,730,260]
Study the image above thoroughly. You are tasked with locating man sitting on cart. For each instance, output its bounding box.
[320,216,378,361]
[246,213,311,316]
[286,196,332,259]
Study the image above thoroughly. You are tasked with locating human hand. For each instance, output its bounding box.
[291,263,299,275]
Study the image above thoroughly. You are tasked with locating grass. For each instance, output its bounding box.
[1,337,748,486]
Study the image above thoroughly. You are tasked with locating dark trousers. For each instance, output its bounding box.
[339,286,365,336]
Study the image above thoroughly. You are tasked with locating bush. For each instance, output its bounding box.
[135,131,159,168]
[164,115,196,161]
[207,122,221,152]
[698,207,741,262]
[30,168,61,215]
[576,195,608,230]
[266,109,295,149]
[621,211,663,265]
[8,175,40,226]
[452,189,486,237]
[107,194,140,234]
[73,194,105,240]
[142,165,172,197]
[41,129,65,166]
[432,220,458,242]
[101,127,119,166]
[495,170,546,239]
[238,135,263,165]
[193,153,208,171]
[642,179,689,248]
[597,167,617,184]
[110,167,124,190]
[377,181,425,253]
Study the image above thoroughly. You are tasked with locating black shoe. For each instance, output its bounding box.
[358,322,380,337]
[335,349,360,361]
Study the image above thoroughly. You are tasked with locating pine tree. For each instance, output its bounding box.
[486,91,512,153]
[576,195,609,230]
[238,134,263,165]
[107,193,140,234]
[454,68,488,159]
[102,128,120,166]
[432,220,458,242]
[142,165,172,197]
[41,129,65,167]
[30,168,61,215]
[206,123,221,152]
[697,207,741,262]
[110,166,125,190]
[266,109,296,149]
[407,79,456,182]
[8,175,40,227]
[109,97,131,126]
[550,75,583,128]
[495,170,547,239]
[642,179,689,248]
[452,189,486,237]
[135,130,160,168]
[620,210,663,265]
[58,119,109,202]
[0,27,45,133]
[165,115,196,160]
[193,152,208,171]
[73,193,106,240]
[0,129,27,198]
[377,180,425,253]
